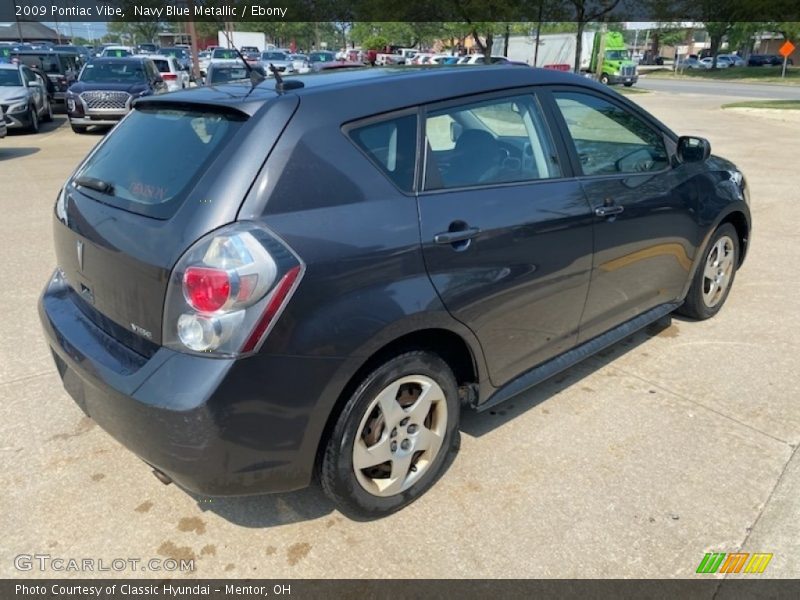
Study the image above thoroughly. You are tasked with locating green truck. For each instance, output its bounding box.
[589,31,638,86]
[498,30,639,86]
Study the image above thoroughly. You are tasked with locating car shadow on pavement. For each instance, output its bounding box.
[0,146,39,160]
[460,315,675,438]
[39,116,67,133]
[187,316,675,528]
[189,484,335,528]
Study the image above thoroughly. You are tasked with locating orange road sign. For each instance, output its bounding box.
[779,40,796,58]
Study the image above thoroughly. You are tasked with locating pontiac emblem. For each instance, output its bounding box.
[76,240,84,270]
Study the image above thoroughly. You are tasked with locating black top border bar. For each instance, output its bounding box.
[2,0,800,23]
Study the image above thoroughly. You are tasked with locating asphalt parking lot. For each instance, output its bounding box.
[1,90,799,579]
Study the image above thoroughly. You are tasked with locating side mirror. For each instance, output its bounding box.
[449,121,463,143]
[677,136,711,163]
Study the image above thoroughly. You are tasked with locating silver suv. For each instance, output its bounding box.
[0,63,53,133]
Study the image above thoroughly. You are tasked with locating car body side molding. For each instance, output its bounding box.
[476,301,681,412]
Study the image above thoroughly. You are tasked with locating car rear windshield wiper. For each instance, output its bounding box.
[75,175,115,195]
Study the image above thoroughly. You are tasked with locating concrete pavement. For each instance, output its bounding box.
[1,92,798,579]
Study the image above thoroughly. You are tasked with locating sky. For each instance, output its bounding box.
[46,21,108,42]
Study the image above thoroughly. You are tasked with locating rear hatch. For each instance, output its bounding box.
[54,95,298,354]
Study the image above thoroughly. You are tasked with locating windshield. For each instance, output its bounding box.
[80,62,146,83]
[163,48,187,58]
[104,49,131,57]
[74,108,246,219]
[0,69,22,86]
[261,52,287,60]
[605,50,629,61]
[212,49,238,59]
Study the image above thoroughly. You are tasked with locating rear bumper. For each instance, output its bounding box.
[39,269,345,496]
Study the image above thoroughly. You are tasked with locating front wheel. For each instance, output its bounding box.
[28,106,39,133]
[43,98,53,122]
[70,123,87,134]
[623,82,634,87]
[677,223,740,320]
[599,73,610,85]
[320,351,460,519]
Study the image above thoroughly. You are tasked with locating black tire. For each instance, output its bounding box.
[43,98,53,122]
[599,73,610,85]
[70,123,87,134]
[28,106,39,133]
[623,82,634,87]
[320,350,461,519]
[676,223,740,320]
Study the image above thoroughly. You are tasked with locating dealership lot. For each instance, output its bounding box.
[1,90,799,578]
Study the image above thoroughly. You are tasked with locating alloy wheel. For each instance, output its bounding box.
[352,375,448,497]
[702,235,735,307]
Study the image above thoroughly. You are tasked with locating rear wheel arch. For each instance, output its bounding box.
[314,328,479,470]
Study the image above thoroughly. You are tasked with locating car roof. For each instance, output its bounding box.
[137,65,606,117]
[0,62,21,70]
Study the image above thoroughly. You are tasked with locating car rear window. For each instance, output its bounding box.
[14,54,63,74]
[73,107,246,219]
[153,59,170,72]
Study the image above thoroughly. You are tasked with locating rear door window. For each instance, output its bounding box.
[74,107,246,219]
[348,113,418,193]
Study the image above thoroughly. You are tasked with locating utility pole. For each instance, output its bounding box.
[186,0,200,81]
[533,0,544,67]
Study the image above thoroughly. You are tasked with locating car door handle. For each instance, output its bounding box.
[434,227,481,245]
[594,205,624,217]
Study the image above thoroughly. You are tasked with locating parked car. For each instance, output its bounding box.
[700,56,730,69]
[100,46,135,58]
[0,62,53,132]
[677,57,704,69]
[764,54,793,66]
[240,46,260,54]
[198,51,212,77]
[136,43,158,55]
[53,45,92,64]
[307,51,336,66]
[9,50,79,105]
[65,57,168,133]
[161,47,193,73]
[259,51,295,74]
[148,55,189,92]
[746,54,792,67]
[458,55,511,65]
[289,53,311,73]
[39,66,750,519]
[718,54,745,67]
[205,62,266,85]
[210,48,240,61]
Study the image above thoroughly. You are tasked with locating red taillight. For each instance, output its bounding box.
[242,265,302,352]
[183,267,231,312]
[162,73,178,80]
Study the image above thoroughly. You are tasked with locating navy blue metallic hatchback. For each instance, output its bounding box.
[40,66,751,518]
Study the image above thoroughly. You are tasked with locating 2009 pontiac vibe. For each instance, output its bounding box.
[40,65,750,519]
